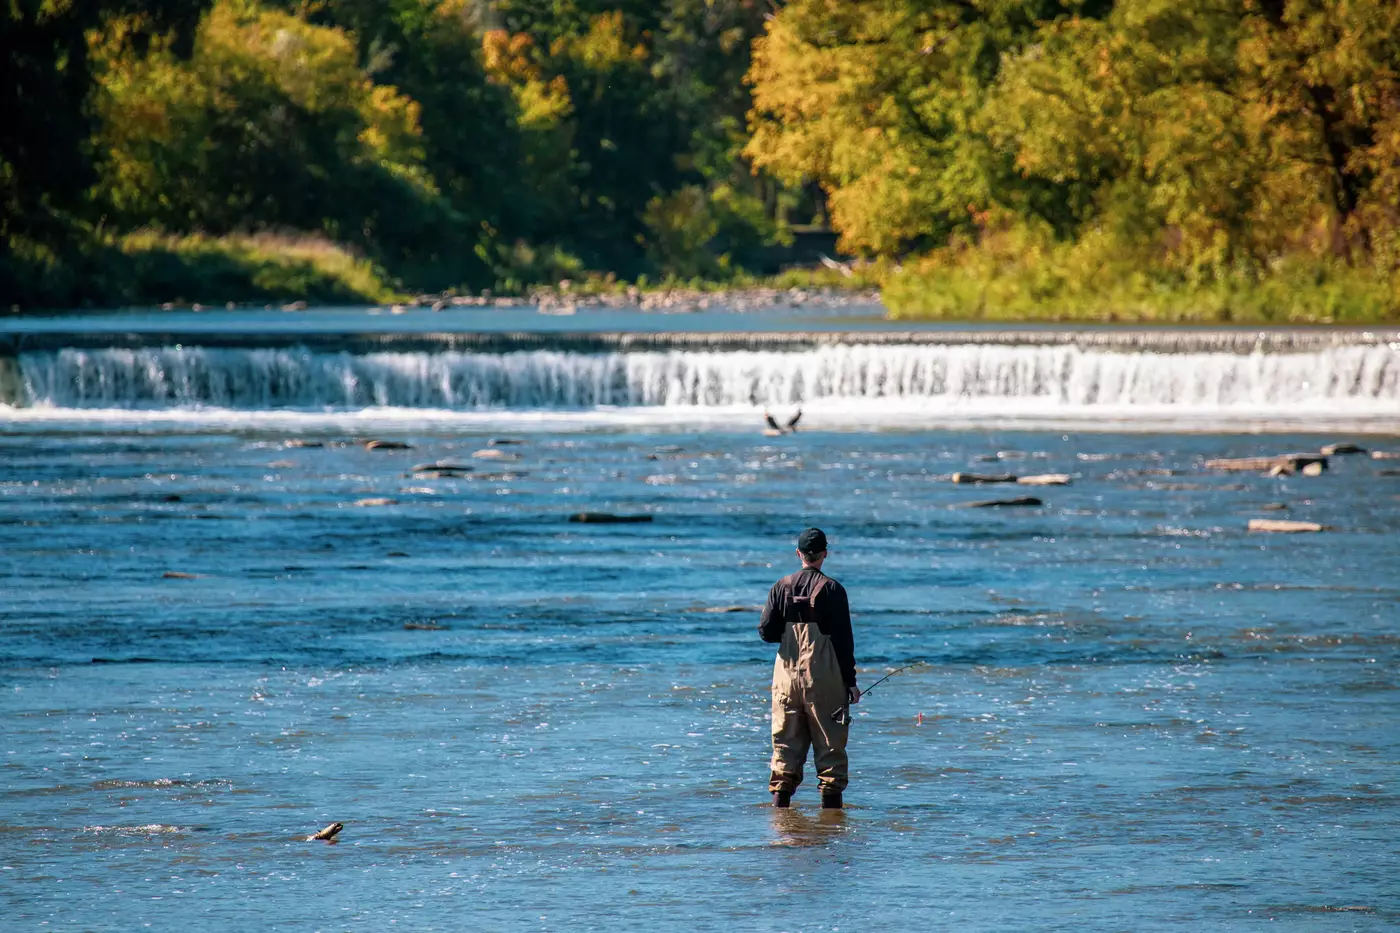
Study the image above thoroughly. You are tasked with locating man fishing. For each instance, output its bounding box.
[759,527,858,809]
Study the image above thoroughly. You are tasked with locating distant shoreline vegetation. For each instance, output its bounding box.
[4,230,1399,325]
[4,1,1398,322]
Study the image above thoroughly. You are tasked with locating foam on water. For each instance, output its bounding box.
[9,343,1399,431]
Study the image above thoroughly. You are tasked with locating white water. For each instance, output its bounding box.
[7,343,1400,431]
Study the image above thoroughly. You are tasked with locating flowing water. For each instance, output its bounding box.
[2,312,1398,930]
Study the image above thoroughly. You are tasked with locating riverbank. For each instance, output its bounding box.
[881,249,1400,325]
[7,231,1400,325]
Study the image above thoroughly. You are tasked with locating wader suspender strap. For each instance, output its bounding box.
[787,575,822,625]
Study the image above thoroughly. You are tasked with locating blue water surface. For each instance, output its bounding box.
[1,425,1397,931]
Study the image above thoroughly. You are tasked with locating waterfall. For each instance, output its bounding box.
[13,343,1398,413]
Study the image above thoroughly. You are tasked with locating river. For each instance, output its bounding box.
[1,307,1397,930]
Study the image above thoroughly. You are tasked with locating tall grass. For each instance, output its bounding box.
[881,231,1400,324]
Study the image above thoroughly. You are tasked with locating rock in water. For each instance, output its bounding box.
[958,496,1044,508]
[568,513,654,523]
[1205,454,1327,472]
[951,472,1018,484]
[1017,474,1071,486]
[1248,519,1324,533]
[307,822,343,842]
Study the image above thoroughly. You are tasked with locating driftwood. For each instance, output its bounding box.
[1017,474,1071,486]
[307,822,343,842]
[1248,519,1324,533]
[951,472,1017,484]
[957,496,1044,508]
[1205,454,1327,472]
[569,512,654,523]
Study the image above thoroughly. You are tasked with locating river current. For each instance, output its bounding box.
[1,311,1397,930]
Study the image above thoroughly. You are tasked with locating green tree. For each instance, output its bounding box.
[1,0,207,296]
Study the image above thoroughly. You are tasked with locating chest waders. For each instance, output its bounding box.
[769,578,850,802]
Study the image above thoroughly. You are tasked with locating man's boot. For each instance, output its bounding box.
[772,790,792,808]
[820,789,843,809]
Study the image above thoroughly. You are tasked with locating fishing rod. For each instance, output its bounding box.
[831,662,925,724]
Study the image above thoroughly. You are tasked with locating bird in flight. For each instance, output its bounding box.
[762,409,803,434]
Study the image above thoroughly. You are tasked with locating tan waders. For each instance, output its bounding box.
[769,616,849,802]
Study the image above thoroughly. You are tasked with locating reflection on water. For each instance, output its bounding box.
[0,425,1397,930]
[770,808,848,848]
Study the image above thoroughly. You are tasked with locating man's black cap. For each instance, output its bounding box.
[797,527,827,554]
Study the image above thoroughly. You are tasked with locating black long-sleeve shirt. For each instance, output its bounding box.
[758,567,857,688]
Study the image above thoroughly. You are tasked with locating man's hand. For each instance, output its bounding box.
[848,685,861,705]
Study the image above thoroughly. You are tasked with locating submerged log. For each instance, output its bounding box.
[1248,519,1324,533]
[958,496,1044,508]
[307,822,343,842]
[411,462,473,473]
[569,512,654,523]
[1017,474,1071,486]
[952,472,1018,484]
